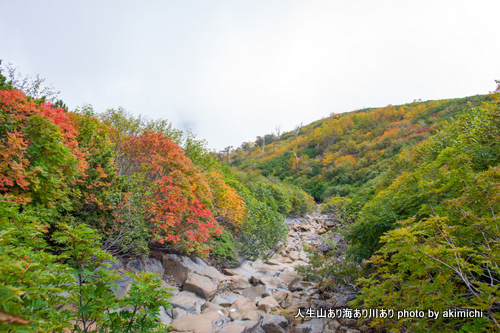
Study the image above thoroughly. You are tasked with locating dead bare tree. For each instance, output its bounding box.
[273,125,282,152]
[294,122,303,144]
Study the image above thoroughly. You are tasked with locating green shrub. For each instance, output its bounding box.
[0,199,172,332]
[225,178,288,260]
[210,230,238,266]
[351,98,500,331]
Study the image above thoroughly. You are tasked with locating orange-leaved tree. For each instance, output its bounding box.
[120,130,222,254]
[207,171,246,231]
[0,89,86,207]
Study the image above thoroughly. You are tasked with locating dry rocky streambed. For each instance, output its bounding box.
[107,213,375,333]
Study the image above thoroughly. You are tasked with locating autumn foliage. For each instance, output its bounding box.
[119,130,222,253]
[0,89,85,206]
[0,87,248,256]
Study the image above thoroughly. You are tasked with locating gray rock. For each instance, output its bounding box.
[193,257,208,267]
[172,307,188,319]
[297,319,325,333]
[126,259,143,273]
[170,291,206,314]
[161,281,179,296]
[240,285,267,299]
[316,242,333,253]
[261,314,288,333]
[228,276,252,291]
[143,258,164,276]
[232,320,260,332]
[278,270,301,285]
[295,323,312,333]
[213,292,244,307]
[157,305,173,325]
[163,254,205,285]
[272,290,290,303]
[200,266,227,282]
[252,326,266,333]
[257,296,280,313]
[259,276,286,291]
[201,301,224,311]
[111,275,132,298]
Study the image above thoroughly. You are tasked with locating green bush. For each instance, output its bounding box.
[350,98,500,331]
[225,178,288,260]
[0,199,172,332]
[210,230,238,266]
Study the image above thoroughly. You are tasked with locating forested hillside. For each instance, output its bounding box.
[0,67,314,331]
[229,94,493,208]
[231,84,500,331]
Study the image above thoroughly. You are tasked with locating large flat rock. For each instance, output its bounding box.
[169,311,229,333]
[171,291,206,314]
[183,273,218,301]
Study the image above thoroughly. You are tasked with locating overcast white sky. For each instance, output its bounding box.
[1,1,499,150]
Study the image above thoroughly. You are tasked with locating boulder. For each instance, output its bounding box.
[288,277,302,291]
[172,307,188,320]
[272,290,290,303]
[230,298,258,315]
[143,258,164,276]
[200,266,227,282]
[170,291,206,314]
[316,242,333,253]
[229,310,243,321]
[261,314,288,333]
[240,285,267,299]
[231,320,260,332]
[264,259,282,266]
[257,296,280,313]
[228,276,251,291]
[281,257,293,264]
[252,263,287,274]
[288,251,300,261]
[213,292,244,307]
[202,307,229,316]
[295,319,325,333]
[218,323,246,333]
[126,259,143,273]
[157,306,173,325]
[169,311,230,333]
[242,310,261,321]
[111,275,132,298]
[183,273,218,301]
[259,277,286,291]
[163,254,205,285]
[161,281,179,296]
[201,301,224,311]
